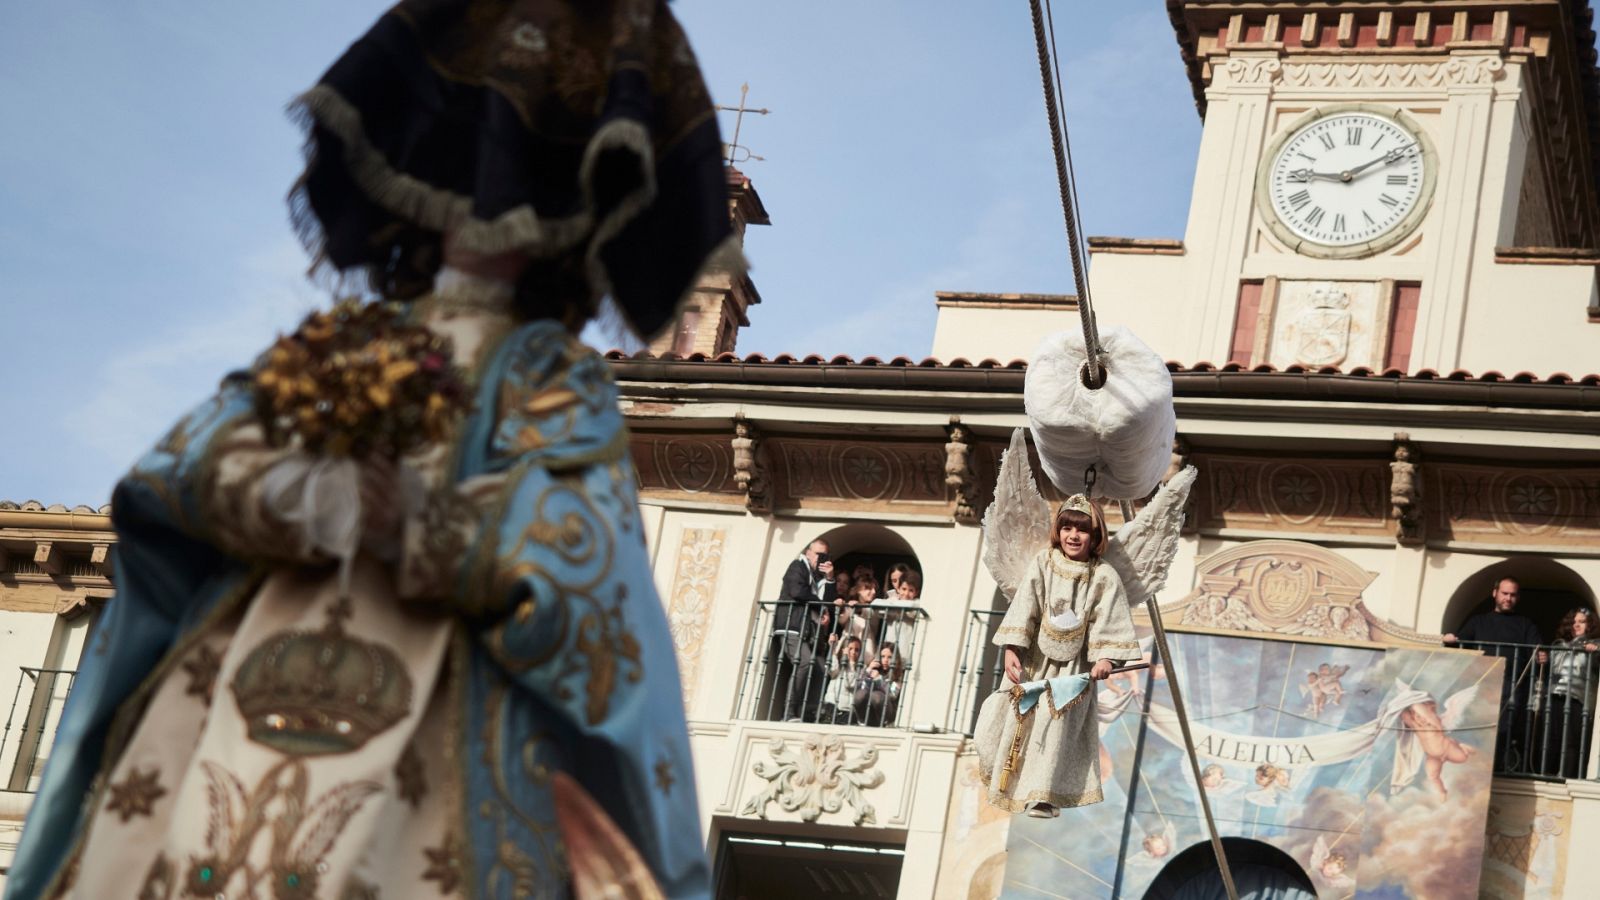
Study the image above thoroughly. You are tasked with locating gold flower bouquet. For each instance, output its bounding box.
[249,301,471,589]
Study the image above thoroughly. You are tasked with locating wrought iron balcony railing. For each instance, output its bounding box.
[735,600,929,729]
[2,666,77,793]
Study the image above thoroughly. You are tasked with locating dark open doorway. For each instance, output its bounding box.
[714,829,904,900]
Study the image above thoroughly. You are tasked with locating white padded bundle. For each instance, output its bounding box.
[1024,325,1176,500]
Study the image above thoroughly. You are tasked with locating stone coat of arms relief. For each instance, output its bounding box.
[1263,280,1388,371]
[1168,540,1437,646]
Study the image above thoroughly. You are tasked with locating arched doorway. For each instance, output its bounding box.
[1143,838,1317,899]
[1441,556,1596,641]
[813,523,921,599]
[743,524,925,726]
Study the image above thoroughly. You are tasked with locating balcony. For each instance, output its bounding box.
[734,600,930,729]
[1459,640,1598,781]
[1,667,75,794]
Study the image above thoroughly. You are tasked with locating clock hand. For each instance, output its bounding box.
[1346,144,1415,179]
[1288,167,1345,183]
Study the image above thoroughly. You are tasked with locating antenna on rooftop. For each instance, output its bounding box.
[716,82,769,166]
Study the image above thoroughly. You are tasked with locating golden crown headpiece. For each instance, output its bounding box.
[230,618,413,756]
[1062,494,1094,515]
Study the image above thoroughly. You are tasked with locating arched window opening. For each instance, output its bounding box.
[1142,838,1316,900]
[735,524,927,730]
[1441,556,1596,641]
[1441,557,1598,779]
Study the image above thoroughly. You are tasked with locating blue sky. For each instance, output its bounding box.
[0,2,1200,506]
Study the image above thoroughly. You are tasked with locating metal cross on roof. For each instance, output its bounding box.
[716,82,769,166]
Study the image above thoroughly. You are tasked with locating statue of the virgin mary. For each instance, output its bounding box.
[4,2,734,898]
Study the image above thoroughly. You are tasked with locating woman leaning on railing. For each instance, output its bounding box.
[1542,608,1600,779]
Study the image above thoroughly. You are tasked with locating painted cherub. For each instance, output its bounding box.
[1310,836,1356,890]
[1128,821,1179,870]
[1386,679,1478,795]
[1317,663,1349,706]
[1245,763,1292,807]
[1300,662,1349,716]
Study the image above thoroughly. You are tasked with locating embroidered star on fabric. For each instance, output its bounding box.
[395,742,428,808]
[181,645,222,699]
[422,833,462,894]
[106,766,167,821]
[654,759,675,796]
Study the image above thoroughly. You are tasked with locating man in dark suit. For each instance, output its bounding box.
[770,538,836,722]
[1444,576,1547,771]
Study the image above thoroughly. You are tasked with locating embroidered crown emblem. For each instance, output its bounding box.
[230,599,412,755]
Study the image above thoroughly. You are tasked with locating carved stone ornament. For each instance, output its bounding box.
[1164,539,1439,646]
[665,528,726,707]
[739,733,885,825]
[1390,432,1424,545]
[1276,56,1506,89]
[1218,57,1283,87]
[731,416,772,514]
[945,421,978,525]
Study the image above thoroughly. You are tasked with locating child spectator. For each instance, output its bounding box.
[822,636,867,724]
[855,643,904,727]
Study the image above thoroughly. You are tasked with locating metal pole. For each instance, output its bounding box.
[1122,500,1238,900]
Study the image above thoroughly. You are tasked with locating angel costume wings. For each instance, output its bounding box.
[971,429,1195,813]
[982,428,1196,612]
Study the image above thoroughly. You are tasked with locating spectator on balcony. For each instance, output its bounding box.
[855,643,904,727]
[770,538,835,722]
[1542,608,1599,778]
[876,569,922,662]
[1443,576,1546,771]
[852,563,876,594]
[895,569,922,602]
[886,563,915,599]
[834,577,879,660]
[821,636,867,725]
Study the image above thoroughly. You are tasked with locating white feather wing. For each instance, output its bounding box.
[1441,683,1479,731]
[982,428,1053,603]
[1104,466,1197,608]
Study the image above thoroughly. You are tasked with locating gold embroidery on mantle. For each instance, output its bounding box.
[395,741,428,808]
[105,766,168,821]
[137,853,174,900]
[188,758,382,900]
[181,645,222,701]
[654,758,676,796]
[230,597,414,755]
[421,832,465,895]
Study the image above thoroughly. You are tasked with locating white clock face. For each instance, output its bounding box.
[1264,112,1428,250]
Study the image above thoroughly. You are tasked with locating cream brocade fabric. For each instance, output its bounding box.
[63,561,463,900]
[58,339,503,899]
[973,551,1140,814]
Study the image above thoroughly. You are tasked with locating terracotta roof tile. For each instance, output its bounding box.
[602,350,1598,384]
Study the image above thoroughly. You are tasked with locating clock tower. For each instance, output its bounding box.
[1083,1,1600,376]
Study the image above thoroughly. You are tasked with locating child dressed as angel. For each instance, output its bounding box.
[974,495,1142,817]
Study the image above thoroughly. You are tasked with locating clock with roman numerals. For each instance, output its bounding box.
[1255,104,1436,259]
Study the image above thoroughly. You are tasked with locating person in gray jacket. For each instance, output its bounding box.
[1542,607,1599,778]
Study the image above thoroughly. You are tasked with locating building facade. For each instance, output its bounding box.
[622,1,1600,897]
[4,1,1600,897]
